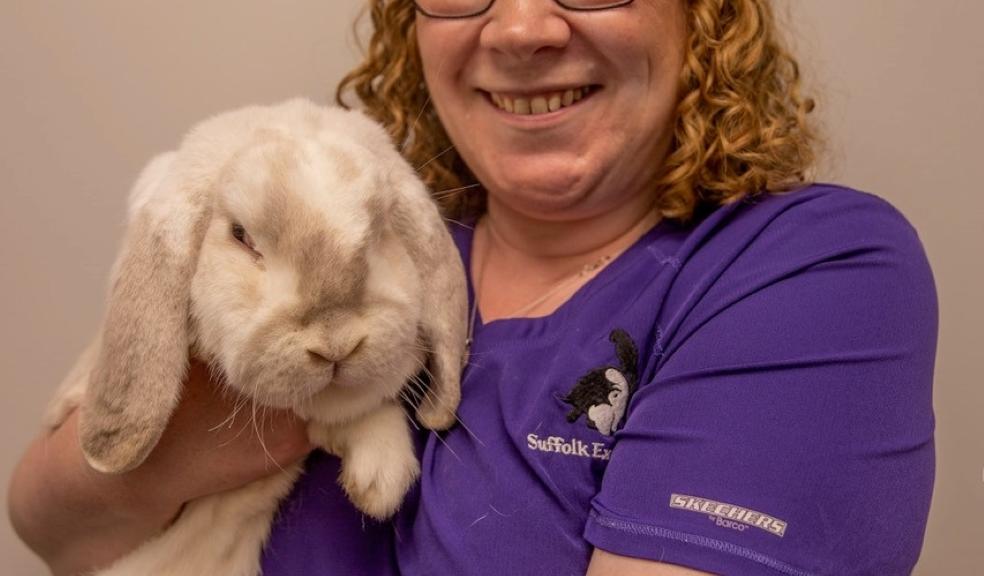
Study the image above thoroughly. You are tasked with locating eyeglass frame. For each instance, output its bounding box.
[413,0,636,20]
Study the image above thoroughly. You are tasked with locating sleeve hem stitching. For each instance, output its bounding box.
[590,511,815,576]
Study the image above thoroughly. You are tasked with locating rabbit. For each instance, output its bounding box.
[42,98,468,576]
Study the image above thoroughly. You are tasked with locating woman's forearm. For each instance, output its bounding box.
[7,411,177,576]
[8,360,313,575]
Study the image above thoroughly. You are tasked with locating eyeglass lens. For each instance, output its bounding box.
[414,0,634,19]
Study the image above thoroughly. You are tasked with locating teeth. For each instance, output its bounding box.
[490,86,592,115]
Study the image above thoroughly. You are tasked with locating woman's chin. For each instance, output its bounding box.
[489,184,608,222]
[484,171,589,214]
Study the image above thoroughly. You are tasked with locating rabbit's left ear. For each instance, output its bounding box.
[79,153,212,473]
[383,172,467,431]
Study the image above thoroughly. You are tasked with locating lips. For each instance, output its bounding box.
[488,85,597,115]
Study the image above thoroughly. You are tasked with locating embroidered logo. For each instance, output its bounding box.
[562,329,639,436]
[669,493,788,537]
[525,434,612,461]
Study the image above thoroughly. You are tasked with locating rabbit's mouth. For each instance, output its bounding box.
[221,358,335,411]
[235,359,389,422]
[299,377,398,425]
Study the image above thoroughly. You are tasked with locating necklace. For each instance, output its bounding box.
[464,226,614,356]
[461,209,663,358]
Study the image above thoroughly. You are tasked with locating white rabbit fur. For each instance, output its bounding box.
[44,98,467,576]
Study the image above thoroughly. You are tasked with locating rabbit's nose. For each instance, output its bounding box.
[306,338,364,364]
[306,348,336,365]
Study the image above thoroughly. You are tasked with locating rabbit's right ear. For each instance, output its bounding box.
[382,170,468,431]
[79,152,211,474]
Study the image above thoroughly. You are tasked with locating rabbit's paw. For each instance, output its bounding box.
[340,440,420,520]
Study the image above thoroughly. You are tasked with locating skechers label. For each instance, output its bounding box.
[669,493,788,537]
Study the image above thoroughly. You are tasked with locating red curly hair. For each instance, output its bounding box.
[336,0,818,222]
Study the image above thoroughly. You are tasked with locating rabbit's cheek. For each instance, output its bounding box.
[337,345,426,399]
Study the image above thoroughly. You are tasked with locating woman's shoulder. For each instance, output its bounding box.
[653,182,938,371]
[730,182,925,251]
[670,182,934,284]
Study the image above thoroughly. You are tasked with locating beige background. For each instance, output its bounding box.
[1,1,980,574]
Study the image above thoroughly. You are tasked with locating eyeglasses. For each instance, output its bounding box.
[413,0,635,20]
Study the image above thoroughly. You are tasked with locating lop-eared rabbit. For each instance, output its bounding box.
[44,98,467,575]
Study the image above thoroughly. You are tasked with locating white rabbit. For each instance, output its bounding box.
[43,98,467,576]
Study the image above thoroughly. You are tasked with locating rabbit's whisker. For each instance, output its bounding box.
[301,385,314,416]
[408,357,437,386]
[431,182,481,200]
[416,144,456,172]
[441,216,475,229]
[431,428,463,464]
[214,397,261,448]
[407,367,485,447]
[396,400,421,432]
[404,377,427,401]
[204,364,257,440]
[244,378,281,471]
[206,360,266,435]
[209,412,238,433]
[401,381,423,402]
[402,48,447,154]
[398,387,416,404]
[402,93,432,154]
[228,418,254,445]
[229,393,254,422]
[403,372,452,414]
[407,343,438,355]
[399,369,473,458]
[249,399,288,474]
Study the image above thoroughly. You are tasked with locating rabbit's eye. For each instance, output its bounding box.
[231,223,260,256]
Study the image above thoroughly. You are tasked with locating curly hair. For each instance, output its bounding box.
[336,0,818,222]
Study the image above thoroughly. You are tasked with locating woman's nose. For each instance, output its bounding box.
[479,0,572,61]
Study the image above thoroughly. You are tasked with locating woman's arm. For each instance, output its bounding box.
[587,549,712,576]
[7,360,313,576]
[580,190,937,575]
[8,408,178,575]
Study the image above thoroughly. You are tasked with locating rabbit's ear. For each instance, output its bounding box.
[79,153,211,473]
[384,175,467,431]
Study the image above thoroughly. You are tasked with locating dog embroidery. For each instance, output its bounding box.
[562,329,639,436]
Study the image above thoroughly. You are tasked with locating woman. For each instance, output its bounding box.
[9,0,937,575]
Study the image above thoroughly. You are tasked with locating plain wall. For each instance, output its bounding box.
[1,1,980,574]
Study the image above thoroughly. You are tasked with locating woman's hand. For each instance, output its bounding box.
[8,359,313,576]
[129,359,315,510]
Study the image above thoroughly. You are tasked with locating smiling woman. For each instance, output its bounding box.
[266,1,936,576]
[342,0,815,223]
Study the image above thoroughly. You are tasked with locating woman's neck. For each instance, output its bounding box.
[473,195,662,322]
[481,194,661,275]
